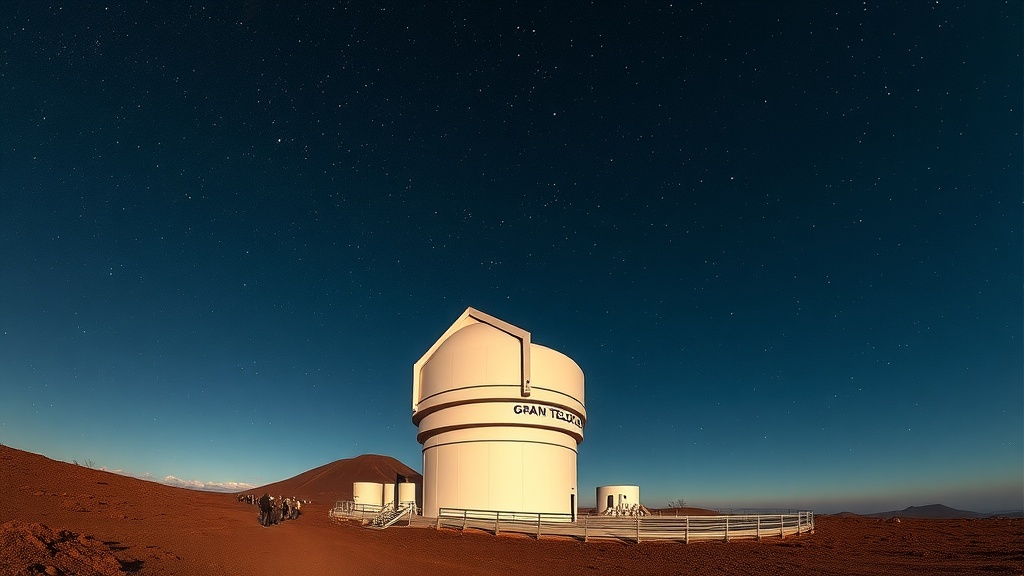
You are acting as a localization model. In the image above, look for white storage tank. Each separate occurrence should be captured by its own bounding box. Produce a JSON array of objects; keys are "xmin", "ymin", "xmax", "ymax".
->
[
  {"xmin": 413, "ymin": 308, "xmax": 586, "ymax": 520},
  {"xmin": 383, "ymin": 483, "xmax": 396, "ymax": 506},
  {"xmin": 353, "ymin": 482, "xmax": 383, "ymax": 508},
  {"xmin": 398, "ymin": 482, "xmax": 417, "ymax": 507},
  {"xmin": 596, "ymin": 485, "xmax": 642, "ymax": 515}
]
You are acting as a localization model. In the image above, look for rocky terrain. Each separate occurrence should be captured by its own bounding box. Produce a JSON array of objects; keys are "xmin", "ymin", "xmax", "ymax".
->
[{"xmin": 2, "ymin": 445, "xmax": 1020, "ymax": 576}]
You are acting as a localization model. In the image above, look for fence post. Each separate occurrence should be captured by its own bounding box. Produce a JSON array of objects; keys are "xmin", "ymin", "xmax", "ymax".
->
[
  {"xmin": 495, "ymin": 512, "xmax": 500, "ymax": 536},
  {"xmin": 463, "ymin": 510, "xmax": 467, "ymax": 531},
  {"xmin": 436, "ymin": 514, "xmax": 441, "ymax": 529},
  {"xmin": 685, "ymin": 516, "xmax": 689, "ymax": 544},
  {"xmin": 756, "ymin": 515, "xmax": 760, "ymax": 540},
  {"xmin": 584, "ymin": 515, "xmax": 588, "ymax": 543},
  {"xmin": 725, "ymin": 516, "xmax": 729, "ymax": 542},
  {"xmin": 635, "ymin": 516, "xmax": 640, "ymax": 543},
  {"xmin": 780, "ymin": 514, "xmax": 784, "ymax": 538},
  {"xmin": 537, "ymin": 513, "xmax": 542, "ymax": 539}
]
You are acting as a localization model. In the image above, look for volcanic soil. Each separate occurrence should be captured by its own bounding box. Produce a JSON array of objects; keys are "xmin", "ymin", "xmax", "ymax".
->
[{"xmin": 1, "ymin": 444, "xmax": 1021, "ymax": 576}]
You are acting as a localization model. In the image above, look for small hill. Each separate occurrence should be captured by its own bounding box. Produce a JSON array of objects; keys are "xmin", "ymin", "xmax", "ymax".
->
[
  {"xmin": 987, "ymin": 509, "xmax": 1024, "ymax": 518},
  {"xmin": 867, "ymin": 504, "xmax": 987, "ymax": 519},
  {"xmin": 248, "ymin": 454, "xmax": 422, "ymax": 504},
  {"xmin": 649, "ymin": 507, "xmax": 722, "ymax": 517}
]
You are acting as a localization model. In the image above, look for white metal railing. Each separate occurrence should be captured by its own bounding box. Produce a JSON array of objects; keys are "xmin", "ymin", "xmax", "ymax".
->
[
  {"xmin": 437, "ymin": 507, "xmax": 576, "ymax": 538},
  {"xmin": 329, "ymin": 500, "xmax": 382, "ymax": 520},
  {"xmin": 329, "ymin": 500, "xmax": 421, "ymax": 523},
  {"xmin": 432, "ymin": 508, "xmax": 813, "ymax": 543}
]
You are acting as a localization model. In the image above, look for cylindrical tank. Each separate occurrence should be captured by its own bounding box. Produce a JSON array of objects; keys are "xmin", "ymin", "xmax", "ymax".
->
[
  {"xmin": 353, "ymin": 482, "xmax": 383, "ymax": 508},
  {"xmin": 382, "ymin": 483, "xmax": 396, "ymax": 506},
  {"xmin": 413, "ymin": 308, "xmax": 586, "ymax": 521},
  {"xmin": 398, "ymin": 483, "xmax": 417, "ymax": 507},
  {"xmin": 596, "ymin": 485, "xmax": 641, "ymax": 514}
]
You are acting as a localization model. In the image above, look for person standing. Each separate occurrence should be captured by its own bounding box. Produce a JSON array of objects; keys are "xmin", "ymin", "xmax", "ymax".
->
[{"xmin": 257, "ymin": 493, "xmax": 272, "ymax": 526}]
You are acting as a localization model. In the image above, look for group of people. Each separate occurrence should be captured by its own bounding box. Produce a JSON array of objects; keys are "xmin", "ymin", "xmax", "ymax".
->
[
  {"xmin": 602, "ymin": 503, "xmax": 648, "ymax": 517},
  {"xmin": 238, "ymin": 493, "xmax": 303, "ymax": 526}
]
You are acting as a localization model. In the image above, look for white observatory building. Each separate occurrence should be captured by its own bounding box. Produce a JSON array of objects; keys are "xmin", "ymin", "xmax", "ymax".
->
[
  {"xmin": 412, "ymin": 308, "xmax": 586, "ymax": 520},
  {"xmin": 596, "ymin": 485, "xmax": 644, "ymax": 516}
]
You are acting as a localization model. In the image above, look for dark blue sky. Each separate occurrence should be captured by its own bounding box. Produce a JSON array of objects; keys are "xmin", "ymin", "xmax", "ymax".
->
[{"xmin": 2, "ymin": 1, "xmax": 1020, "ymax": 513}]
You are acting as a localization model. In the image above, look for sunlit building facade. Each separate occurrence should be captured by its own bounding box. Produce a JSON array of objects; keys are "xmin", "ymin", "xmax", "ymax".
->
[{"xmin": 412, "ymin": 308, "xmax": 586, "ymax": 520}]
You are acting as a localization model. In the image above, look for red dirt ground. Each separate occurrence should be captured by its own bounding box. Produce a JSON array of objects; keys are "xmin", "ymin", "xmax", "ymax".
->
[{"xmin": 1, "ymin": 445, "xmax": 1021, "ymax": 576}]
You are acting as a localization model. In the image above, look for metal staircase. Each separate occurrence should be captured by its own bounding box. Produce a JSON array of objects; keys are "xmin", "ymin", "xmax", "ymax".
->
[{"xmin": 368, "ymin": 502, "xmax": 413, "ymax": 529}]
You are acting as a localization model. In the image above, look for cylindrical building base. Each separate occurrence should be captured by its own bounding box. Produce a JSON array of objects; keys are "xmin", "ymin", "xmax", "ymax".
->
[{"xmin": 422, "ymin": 426, "xmax": 577, "ymax": 518}]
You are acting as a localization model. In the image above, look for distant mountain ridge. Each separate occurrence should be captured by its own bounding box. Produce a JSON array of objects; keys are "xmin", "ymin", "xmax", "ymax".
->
[
  {"xmin": 247, "ymin": 453, "xmax": 422, "ymax": 504},
  {"xmin": 865, "ymin": 504, "xmax": 991, "ymax": 519}
]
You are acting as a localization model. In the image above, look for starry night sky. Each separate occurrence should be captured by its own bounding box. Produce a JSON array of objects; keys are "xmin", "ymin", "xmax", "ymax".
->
[{"xmin": 1, "ymin": 2, "xmax": 1020, "ymax": 513}]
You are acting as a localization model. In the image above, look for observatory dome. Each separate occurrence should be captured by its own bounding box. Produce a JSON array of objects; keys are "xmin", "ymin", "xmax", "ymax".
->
[{"xmin": 413, "ymin": 308, "xmax": 585, "ymax": 519}]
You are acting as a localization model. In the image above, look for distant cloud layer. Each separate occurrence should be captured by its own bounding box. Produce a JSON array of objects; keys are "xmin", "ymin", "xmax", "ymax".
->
[
  {"xmin": 101, "ymin": 467, "xmax": 253, "ymax": 493},
  {"xmin": 162, "ymin": 476, "xmax": 254, "ymax": 492}
]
